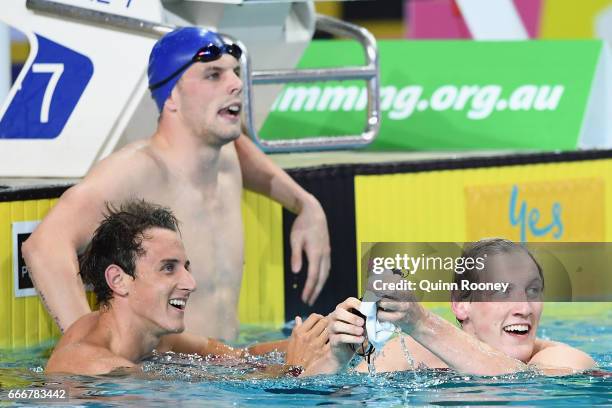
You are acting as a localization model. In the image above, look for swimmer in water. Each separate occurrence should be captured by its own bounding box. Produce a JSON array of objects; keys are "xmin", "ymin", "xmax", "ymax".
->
[
  {"xmin": 23, "ymin": 26, "xmax": 330, "ymax": 341},
  {"xmin": 318, "ymin": 239, "xmax": 596, "ymax": 376},
  {"xmin": 46, "ymin": 200, "xmax": 329, "ymax": 376}
]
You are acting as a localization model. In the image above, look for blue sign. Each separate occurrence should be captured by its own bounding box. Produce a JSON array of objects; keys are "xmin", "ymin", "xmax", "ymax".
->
[{"xmin": 0, "ymin": 34, "xmax": 93, "ymax": 139}]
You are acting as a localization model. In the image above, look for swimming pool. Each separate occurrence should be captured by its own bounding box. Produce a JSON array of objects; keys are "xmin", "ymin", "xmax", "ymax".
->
[{"xmin": 1, "ymin": 307, "xmax": 610, "ymax": 407}]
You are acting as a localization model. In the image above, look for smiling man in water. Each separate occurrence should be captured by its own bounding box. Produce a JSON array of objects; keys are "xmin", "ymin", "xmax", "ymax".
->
[
  {"xmin": 46, "ymin": 200, "xmax": 329, "ymax": 376},
  {"xmin": 24, "ymin": 27, "xmax": 330, "ymax": 341},
  {"xmin": 320, "ymin": 239, "xmax": 596, "ymax": 376}
]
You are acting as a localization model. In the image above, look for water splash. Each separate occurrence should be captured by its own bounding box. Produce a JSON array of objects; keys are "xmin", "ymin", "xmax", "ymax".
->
[
  {"xmin": 367, "ymin": 350, "xmax": 377, "ymax": 376},
  {"xmin": 397, "ymin": 329, "xmax": 414, "ymax": 368},
  {"xmin": 141, "ymin": 350, "xmax": 290, "ymax": 382},
  {"xmin": 396, "ymin": 327, "xmax": 422, "ymax": 382}
]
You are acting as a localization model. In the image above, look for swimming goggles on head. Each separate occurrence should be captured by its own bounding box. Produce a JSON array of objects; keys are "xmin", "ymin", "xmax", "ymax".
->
[{"xmin": 149, "ymin": 42, "xmax": 243, "ymax": 91}]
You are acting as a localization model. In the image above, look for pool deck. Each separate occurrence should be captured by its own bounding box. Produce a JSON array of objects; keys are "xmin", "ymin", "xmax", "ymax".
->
[{"xmin": 1, "ymin": 148, "xmax": 612, "ymax": 200}]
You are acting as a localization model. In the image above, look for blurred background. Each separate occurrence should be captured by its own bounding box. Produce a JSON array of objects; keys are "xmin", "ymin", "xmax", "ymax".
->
[{"xmin": 314, "ymin": 0, "xmax": 612, "ymax": 40}]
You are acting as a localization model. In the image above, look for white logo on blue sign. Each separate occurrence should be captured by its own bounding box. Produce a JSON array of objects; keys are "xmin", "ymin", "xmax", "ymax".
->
[{"xmin": 0, "ymin": 34, "xmax": 93, "ymax": 139}]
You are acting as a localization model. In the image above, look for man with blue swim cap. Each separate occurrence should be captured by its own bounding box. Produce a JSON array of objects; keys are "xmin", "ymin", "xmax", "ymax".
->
[
  {"xmin": 24, "ymin": 27, "xmax": 331, "ymax": 341},
  {"xmin": 148, "ymin": 27, "xmax": 243, "ymax": 113}
]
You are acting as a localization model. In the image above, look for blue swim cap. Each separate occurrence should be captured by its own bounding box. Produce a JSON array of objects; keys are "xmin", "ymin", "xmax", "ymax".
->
[{"xmin": 148, "ymin": 27, "xmax": 228, "ymax": 112}]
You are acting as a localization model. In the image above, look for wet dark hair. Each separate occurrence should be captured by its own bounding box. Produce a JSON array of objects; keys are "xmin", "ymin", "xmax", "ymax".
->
[
  {"xmin": 79, "ymin": 199, "xmax": 180, "ymax": 306},
  {"xmin": 452, "ymin": 238, "xmax": 544, "ymax": 324}
]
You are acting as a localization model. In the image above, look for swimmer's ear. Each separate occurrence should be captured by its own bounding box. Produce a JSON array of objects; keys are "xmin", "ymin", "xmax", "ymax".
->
[
  {"xmin": 451, "ymin": 301, "xmax": 470, "ymax": 324},
  {"xmin": 164, "ymin": 88, "xmax": 180, "ymax": 113},
  {"xmin": 105, "ymin": 264, "xmax": 129, "ymax": 297}
]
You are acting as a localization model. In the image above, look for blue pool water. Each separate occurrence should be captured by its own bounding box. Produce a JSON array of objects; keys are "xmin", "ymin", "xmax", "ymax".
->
[{"xmin": 0, "ymin": 311, "xmax": 610, "ymax": 407}]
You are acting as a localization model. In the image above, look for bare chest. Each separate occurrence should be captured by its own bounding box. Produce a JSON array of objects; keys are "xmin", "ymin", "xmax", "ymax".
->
[{"xmin": 137, "ymin": 170, "xmax": 245, "ymax": 289}]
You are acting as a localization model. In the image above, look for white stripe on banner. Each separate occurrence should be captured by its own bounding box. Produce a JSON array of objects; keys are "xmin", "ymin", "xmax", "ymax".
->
[{"xmin": 456, "ymin": 0, "xmax": 528, "ymax": 40}]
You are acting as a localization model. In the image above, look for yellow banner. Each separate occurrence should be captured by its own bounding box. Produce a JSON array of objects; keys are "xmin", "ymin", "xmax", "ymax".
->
[{"xmin": 465, "ymin": 178, "xmax": 605, "ymax": 242}]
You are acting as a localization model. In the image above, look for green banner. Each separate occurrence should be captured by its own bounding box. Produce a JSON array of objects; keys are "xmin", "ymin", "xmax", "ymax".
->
[{"xmin": 260, "ymin": 40, "xmax": 602, "ymax": 150}]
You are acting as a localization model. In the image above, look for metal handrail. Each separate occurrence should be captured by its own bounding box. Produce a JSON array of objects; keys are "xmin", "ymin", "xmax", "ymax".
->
[
  {"xmin": 26, "ymin": 0, "xmax": 381, "ymax": 152},
  {"xmin": 245, "ymin": 14, "xmax": 380, "ymax": 152}
]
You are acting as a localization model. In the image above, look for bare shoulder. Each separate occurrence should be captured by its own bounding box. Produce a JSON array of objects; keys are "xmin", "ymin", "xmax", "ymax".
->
[
  {"xmin": 46, "ymin": 312, "xmax": 134, "ymax": 375},
  {"xmin": 529, "ymin": 339, "xmax": 596, "ymax": 372},
  {"xmin": 357, "ymin": 335, "xmax": 447, "ymax": 373},
  {"xmin": 46, "ymin": 341, "xmax": 135, "ymax": 376},
  {"xmin": 48, "ymin": 140, "xmax": 166, "ymax": 221},
  {"xmin": 84, "ymin": 139, "xmax": 168, "ymax": 191},
  {"xmin": 56, "ymin": 312, "xmax": 100, "ymax": 346}
]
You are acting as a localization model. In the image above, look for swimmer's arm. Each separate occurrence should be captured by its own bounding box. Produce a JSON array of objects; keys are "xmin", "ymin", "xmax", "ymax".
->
[
  {"xmin": 159, "ymin": 333, "xmax": 242, "ymax": 358},
  {"xmin": 159, "ymin": 333, "xmax": 288, "ymax": 358},
  {"xmin": 22, "ymin": 184, "xmax": 105, "ymax": 332},
  {"xmin": 235, "ymin": 134, "xmax": 330, "ymax": 305},
  {"xmin": 244, "ymin": 364, "xmax": 304, "ymax": 379},
  {"xmin": 235, "ymin": 134, "xmax": 314, "ymax": 214},
  {"xmin": 246, "ymin": 339, "xmax": 289, "ymax": 355},
  {"xmin": 161, "ymin": 334, "xmax": 307, "ymax": 378},
  {"xmin": 408, "ymin": 311, "xmax": 527, "ymax": 376},
  {"xmin": 528, "ymin": 343, "xmax": 596, "ymax": 375}
]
